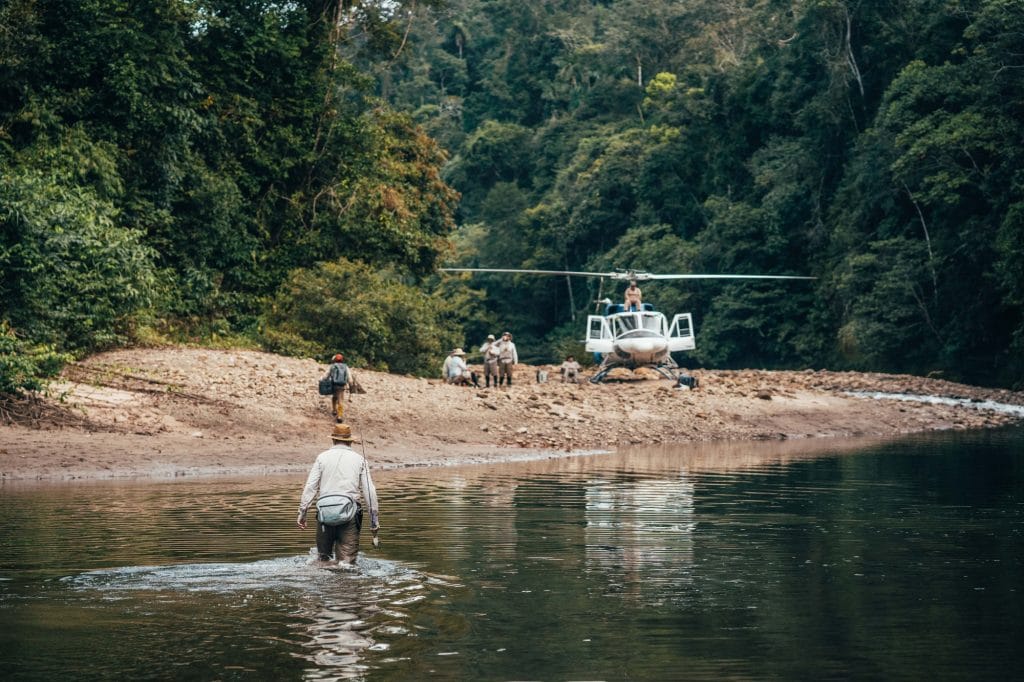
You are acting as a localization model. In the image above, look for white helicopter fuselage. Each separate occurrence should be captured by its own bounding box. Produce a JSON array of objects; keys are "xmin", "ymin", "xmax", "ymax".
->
[
  {"xmin": 612, "ymin": 327, "xmax": 670, "ymax": 365},
  {"xmin": 585, "ymin": 308, "xmax": 695, "ymax": 373}
]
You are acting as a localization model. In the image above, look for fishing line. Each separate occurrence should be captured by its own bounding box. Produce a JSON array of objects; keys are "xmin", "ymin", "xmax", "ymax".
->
[{"xmin": 357, "ymin": 426, "xmax": 380, "ymax": 548}]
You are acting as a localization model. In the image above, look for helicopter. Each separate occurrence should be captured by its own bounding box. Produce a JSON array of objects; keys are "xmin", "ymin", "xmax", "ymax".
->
[{"xmin": 441, "ymin": 268, "xmax": 815, "ymax": 383}]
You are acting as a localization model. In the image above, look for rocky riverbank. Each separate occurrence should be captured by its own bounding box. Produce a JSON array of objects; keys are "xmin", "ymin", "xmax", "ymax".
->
[{"xmin": 2, "ymin": 348, "xmax": 1021, "ymax": 481}]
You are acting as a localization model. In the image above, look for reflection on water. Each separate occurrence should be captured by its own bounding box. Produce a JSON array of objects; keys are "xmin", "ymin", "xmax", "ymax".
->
[
  {"xmin": 585, "ymin": 477, "xmax": 696, "ymax": 591},
  {"xmin": 2, "ymin": 428, "xmax": 1024, "ymax": 680}
]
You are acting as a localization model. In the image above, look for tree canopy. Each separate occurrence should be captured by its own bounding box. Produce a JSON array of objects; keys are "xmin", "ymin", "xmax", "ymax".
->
[
  {"xmin": 2, "ymin": 0, "xmax": 1022, "ymax": 390},
  {"xmin": 382, "ymin": 0, "xmax": 1024, "ymax": 386},
  {"xmin": 1, "ymin": 0, "xmax": 460, "ymax": 388}
]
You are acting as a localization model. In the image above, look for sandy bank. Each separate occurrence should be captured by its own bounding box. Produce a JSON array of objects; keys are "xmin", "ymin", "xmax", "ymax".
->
[{"xmin": 2, "ymin": 348, "xmax": 1022, "ymax": 481}]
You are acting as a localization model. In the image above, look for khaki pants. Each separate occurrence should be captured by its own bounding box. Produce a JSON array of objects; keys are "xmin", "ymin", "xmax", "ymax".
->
[
  {"xmin": 499, "ymin": 361, "xmax": 514, "ymax": 385},
  {"xmin": 484, "ymin": 360, "xmax": 498, "ymax": 385},
  {"xmin": 316, "ymin": 507, "xmax": 363, "ymax": 563},
  {"xmin": 331, "ymin": 385, "xmax": 346, "ymax": 420}
]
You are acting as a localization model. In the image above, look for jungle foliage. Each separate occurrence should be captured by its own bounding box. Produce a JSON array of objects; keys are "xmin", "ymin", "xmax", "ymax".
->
[
  {"xmin": 2, "ymin": 0, "xmax": 1023, "ymax": 390},
  {"xmin": 376, "ymin": 0, "xmax": 1024, "ymax": 387},
  {"xmin": 1, "ymin": 0, "xmax": 459, "ymax": 389}
]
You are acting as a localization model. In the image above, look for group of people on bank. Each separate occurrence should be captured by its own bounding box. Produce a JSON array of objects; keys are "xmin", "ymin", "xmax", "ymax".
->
[
  {"xmin": 439, "ymin": 280, "xmax": 644, "ymax": 389},
  {"xmin": 443, "ymin": 333, "xmax": 583, "ymax": 386},
  {"xmin": 441, "ymin": 330, "xmax": 519, "ymax": 387}
]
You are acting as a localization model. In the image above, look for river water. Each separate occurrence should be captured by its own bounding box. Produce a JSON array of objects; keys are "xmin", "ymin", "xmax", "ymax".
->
[{"xmin": 2, "ymin": 427, "xmax": 1022, "ymax": 680}]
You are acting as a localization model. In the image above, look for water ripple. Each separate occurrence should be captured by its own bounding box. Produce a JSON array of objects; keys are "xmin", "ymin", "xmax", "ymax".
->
[{"xmin": 4, "ymin": 430, "xmax": 1024, "ymax": 680}]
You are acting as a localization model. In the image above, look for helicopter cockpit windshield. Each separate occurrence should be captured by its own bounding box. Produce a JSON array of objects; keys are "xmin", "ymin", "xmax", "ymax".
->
[
  {"xmin": 614, "ymin": 315, "xmax": 637, "ymax": 334},
  {"xmin": 612, "ymin": 312, "xmax": 664, "ymax": 336}
]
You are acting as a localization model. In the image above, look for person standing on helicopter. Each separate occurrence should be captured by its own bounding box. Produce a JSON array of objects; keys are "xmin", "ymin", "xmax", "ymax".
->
[
  {"xmin": 624, "ymin": 280, "xmax": 643, "ymax": 312},
  {"xmin": 479, "ymin": 334, "xmax": 500, "ymax": 387},
  {"xmin": 496, "ymin": 331, "xmax": 518, "ymax": 386}
]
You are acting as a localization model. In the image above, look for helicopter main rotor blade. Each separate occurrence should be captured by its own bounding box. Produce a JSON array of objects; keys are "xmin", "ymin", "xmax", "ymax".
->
[
  {"xmin": 643, "ymin": 274, "xmax": 816, "ymax": 280},
  {"xmin": 442, "ymin": 267, "xmax": 676, "ymax": 281},
  {"xmin": 442, "ymin": 267, "xmax": 815, "ymax": 281},
  {"xmin": 441, "ymin": 267, "xmax": 617, "ymax": 278}
]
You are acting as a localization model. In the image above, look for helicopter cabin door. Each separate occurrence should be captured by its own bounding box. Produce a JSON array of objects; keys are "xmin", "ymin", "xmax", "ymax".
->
[
  {"xmin": 667, "ymin": 313, "xmax": 696, "ymax": 351},
  {"xmin": 584, "ymin": 315, "xmax": 614, "ymax": 354}
]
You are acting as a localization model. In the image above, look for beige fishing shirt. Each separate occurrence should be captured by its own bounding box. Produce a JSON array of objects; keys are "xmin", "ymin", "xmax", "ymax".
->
[{"xmin": 298, "ymin": 444, "xmax": 380, "ymax": 527}]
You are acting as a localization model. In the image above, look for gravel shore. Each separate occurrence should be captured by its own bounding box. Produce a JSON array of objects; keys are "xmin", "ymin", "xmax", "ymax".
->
[{"xmin": 2, "ymin": 348, "xmax": 1022, "ymax": 481}]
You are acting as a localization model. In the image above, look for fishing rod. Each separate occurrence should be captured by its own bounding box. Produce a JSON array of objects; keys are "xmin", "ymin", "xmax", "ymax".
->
[{"xmin": 358, "ymin": 430, "xmax": 381, "ymax": 549}]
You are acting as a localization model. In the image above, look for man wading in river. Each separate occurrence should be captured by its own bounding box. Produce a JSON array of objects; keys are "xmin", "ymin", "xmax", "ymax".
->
[{"xmin": 297, "ymin": 423, "xmax": 380, "ymax": 566}]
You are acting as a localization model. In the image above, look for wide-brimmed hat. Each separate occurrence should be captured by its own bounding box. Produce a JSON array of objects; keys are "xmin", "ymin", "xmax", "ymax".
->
[
  {"xmin": 453, "ymin": 348, "xmax": 466, "ymax": 355},
  {"xmin": 331, "ymin": 423, "xmax": 357, "ymax": 443},
  {"xmin": 487, "ymin": 334, "xmax": 495, "ymax": 340}
]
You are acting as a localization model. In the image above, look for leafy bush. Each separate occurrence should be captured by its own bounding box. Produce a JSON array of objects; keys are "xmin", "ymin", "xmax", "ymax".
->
[
  {"xmin": 0, "ymin": 170, "xmax": 157, "ymax": 354},
  {"xmin": 261, "ymin": 258, "xmax": 464, "ymax": 375},
  {"xmin": 0, "ymin": 322, "xmax": 71, "ymax": 396}
]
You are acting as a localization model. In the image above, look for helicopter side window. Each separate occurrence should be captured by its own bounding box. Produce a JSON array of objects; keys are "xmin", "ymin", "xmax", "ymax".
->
[
  {"xmin": 589, "ymin": 318, "xmax": 606, "ymax": 340},
  {"xmin": 676, "ymin": 316, "xmax": 692, "ymax": 337}
]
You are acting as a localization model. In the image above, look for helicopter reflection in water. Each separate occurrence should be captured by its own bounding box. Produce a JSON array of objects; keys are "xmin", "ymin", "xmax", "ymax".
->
[{"xmin": 584, "ymin": 474, "xmax": 697, "ymax": 599}]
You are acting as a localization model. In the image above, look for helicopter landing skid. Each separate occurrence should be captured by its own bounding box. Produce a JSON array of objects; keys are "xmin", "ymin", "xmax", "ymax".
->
[
  {"xmin": 588, "ymin": 361, "xmax": 679, "ymax": 384},
  {"xmin": 651, "ymin": 365, "xmax": 678, "ymax": 381}
]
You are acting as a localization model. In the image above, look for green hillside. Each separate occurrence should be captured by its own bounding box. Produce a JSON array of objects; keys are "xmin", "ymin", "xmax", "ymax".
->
[{"xmin": 2, "ymin": 0, "xmax": 1022, "ymax": 390}]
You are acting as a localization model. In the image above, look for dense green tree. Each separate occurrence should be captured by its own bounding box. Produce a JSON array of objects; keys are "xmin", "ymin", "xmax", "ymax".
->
[
  {"xmin": 261, "ymin": 258, "xmax": 468, "ymax": 375},
  {"xmin": 1, "ymin": 0, "xmax": 461, "ymax": 385},
  {"xmin": 4, "ymin": 0, "xmax": 1023, "ymax": 388},
  {"xmin": 827, "ymin": 0, "xmax": 1024, "ymax": 383},
  {"xmin": 0, "ymin": 169, "xmax": 156, "ymax": 353},
  {"xmin": 444, "ymin": 119, "xmax": 533, "ymax": 217}
]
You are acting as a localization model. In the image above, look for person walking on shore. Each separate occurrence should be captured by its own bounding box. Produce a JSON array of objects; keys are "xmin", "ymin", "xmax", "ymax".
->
[
  {"xmin": 297, "ymin": 423, "xmax": 380, "ymax": 566},
  {"xmin": 497, "ymin": 331, "xmax": 518, "ymax": 387},
  {"xmin": 323, "ymin": 353, "xmax": 350, "ymax": 423}
]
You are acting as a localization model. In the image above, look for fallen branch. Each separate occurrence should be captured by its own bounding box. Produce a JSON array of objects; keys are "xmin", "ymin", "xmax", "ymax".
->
[
  {"xmin": 0, "ymin": 393, "xmax": 95, "ymax": 430},
  {"xmin": 64, "ymin": 364, "xmax": 233, "ymax": 407}
]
